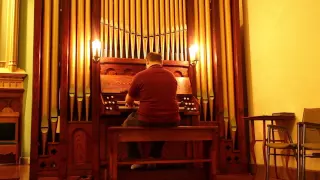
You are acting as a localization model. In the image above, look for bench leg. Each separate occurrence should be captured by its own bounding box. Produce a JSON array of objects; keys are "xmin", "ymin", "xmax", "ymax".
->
[{"xmin": 111, "ymin": 136, "xmax": 118, "ymax": 180}]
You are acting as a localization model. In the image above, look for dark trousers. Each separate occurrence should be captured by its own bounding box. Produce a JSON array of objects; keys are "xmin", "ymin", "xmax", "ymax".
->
[{"xmin": 122, "ymin": 112, "xmax": 178, "ymax": 159}]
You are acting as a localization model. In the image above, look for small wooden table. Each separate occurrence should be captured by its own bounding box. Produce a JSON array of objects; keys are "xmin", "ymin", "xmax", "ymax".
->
[{"xmin": 244, "ymin": 115, "xmax": 295, "ymax": 175}]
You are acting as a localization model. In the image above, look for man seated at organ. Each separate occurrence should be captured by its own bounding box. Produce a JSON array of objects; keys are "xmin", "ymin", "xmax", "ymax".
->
[{"xmin": 122, "ymin": 52, "xmax": 181, "ymax": 170}]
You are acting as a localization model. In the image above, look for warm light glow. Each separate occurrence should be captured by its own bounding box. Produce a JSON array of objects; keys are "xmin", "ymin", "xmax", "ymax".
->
[
  {"xmin": 189, "ymin": 44, "xmax": 199, "ymax": 62},
  {"xmin": 92, "ymin": 40, "xmax": 101, "ymax": 58}
]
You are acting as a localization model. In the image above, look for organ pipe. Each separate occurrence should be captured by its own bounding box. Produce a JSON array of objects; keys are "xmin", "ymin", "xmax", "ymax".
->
[
  {"xmin": 119, "ymin": 0, "xmax": 124, "ymax": 58},
  {"xmin": 154, "ymin": 0, "xmax": 160, "ymax": 53},
  {"xmin": 170, "ymin": 0, "xmax": 175, "ymax": 60},
  {"xmin": 85, "ymin": 0, "xmax": 91, "ymax": 121},
  {"xmin": 130, "ymin": 0, "xmax": 136, "ymax": 58},
  {"xmin": 104, "ymin": 0, "xmax": 108, "ymax": 56},
  {"xmin": 109, "ymin": 0, "xmax": 114, "ymax": 57},
  {"xmin": 199, "ymin": 0, "xmax": 208, "ymax": 121},
  {"xmin": 219, "ymin": 0, "xmax": 229, "ymax": 138},
  {"xmin": 165, "ymin": 0, "xmax": 170, "ymax": 60},
  {"xmin": 183, "ymin": 0, "xmax": 187, "ymax": 61},
  {"xmin": 174, "ymin": 0, "xmax": 179, "ymax": 60},
  {"xmin": 41, "ymin": 0, "xmax": 51, "ymax": 154},
  {"xmin": 125, "ymin": 0, "xmax": 130, "ymax": 58},
  {"xmin": 142, "ymin": 0, "xmax": 148, "ymax": 58},
  {"xmin": 70, "ymin": 0, "xmax": 76, "ymax": 121},
  {"xmin": 224, "ymin": 0, "xmax": 237, "ymax": 143},
  {"xmin": 114, "ymin": 0, "xmax": 119, "ymax": 58},
  {"xmin": 136, "ymin": 0, "xmax": 142, "ymax": 58},
  {"xmin": 205, "ymin": 0, "xmax": 214, "ymax": 121},
  {"xmin": 160, "ymin": 0, "xmax": 165, "ymax": 58},
  {"xmin": 50, "ymin": 0, "xmax": 59, "ymax": 141},
  {"xmin": 101, "ymin": 0, "xmax": 104, "ymax": 52},
  {"xmin": 194, "ymin": 0, "xmax": 202, "ymax": 105},
  {"xmin": 179, "ymin": 0, "xmax": 184, "ymax": 61},
  {"xmin": 77, "ymin": 0, "xmax": 85, "ymax": 121},
  {"xmin": 148, "ymin": 0, "xmax": 154, "ymax": 52}
]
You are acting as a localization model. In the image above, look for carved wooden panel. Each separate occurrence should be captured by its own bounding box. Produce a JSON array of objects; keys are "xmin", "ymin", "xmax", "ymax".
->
[{"xmin": 68, "ymin": 123, "xmax": 93, "ymax": 166}]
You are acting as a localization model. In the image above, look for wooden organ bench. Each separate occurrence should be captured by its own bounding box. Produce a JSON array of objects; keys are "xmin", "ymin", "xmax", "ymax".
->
[{"xmin": 107, "ymin": 126, "xmax": 218, "ymax": 180}]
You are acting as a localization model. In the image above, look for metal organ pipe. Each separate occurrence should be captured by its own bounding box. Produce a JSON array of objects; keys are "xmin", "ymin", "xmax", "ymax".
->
[
  {"xmin": 125, "ymin": 0, "xmax": 130, "ymax": 58},
  {"xmin": 205, "ymin": 0, "xmax": 214, "ymax": 121},
  {"xmin": 85, "ymin": 0, "xmax": 91, "ymax": 121},
  {"xmin": 154, "ymin": 0, "xmax": 160, "ymax": 53},
  {"xmin": 51, "ymin": 0, "xmax": 59, "ymax": 141},
  {"xmin": 198, "ymin": 0, "xmax": 208, "ymax": 121},
  {"xmin": 77, "ymin": 0, "xmax": 85, "ymax": 121},
  {"xmin": 148, "ymin": 0, "xmax": 154, "ymax": 52},
  {"xmin": 41, "ymin": 0, "xmax": 52, "ymax": 154}
]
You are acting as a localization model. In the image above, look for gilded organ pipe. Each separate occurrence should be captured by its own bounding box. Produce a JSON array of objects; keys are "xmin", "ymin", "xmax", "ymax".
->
[
  {"xmin": 179, "ymin": 0, "xmax": 184, "ymax": 61},
  {"xmin": 114, "ymin": 0, "xmax": 119, "ymax": 58},
  {"xmin": 148, "ymin": 0, "xmax": 154, "ymax": 52},
  {"xmin": 109, "ymin": 0, "xmax": 114, "ymax": 57},
  {"xmin": 130, "ymin": 0, "xmax": 136, "ymax": 58},
  {"xmin": 50, "ymin": 0, "xmax": 59, "ymax": 141},
  {"xmin": 104, "ymin": 0, "xmax": 108, "ymax": 56},
  {"xmin": 183, "ymin": 0, "xmax": 187, "ymax": 61},
  {"xmin": 165, "ymin": 0, "xmax": 170, "ymax": 60},
  {"xmin": 225, "ymin": 0, "xmax": 236, "ymax": 143},
  {"xmin": 77, "ymin": 0, "xmax": 85, "ymax": 121},
  {"xmin": 154, "ymin": 0, "xmax": 160, "ymax": 53},
  {"xmin": 136, "ymin": 0, "xmax": 142, "ymax": 58},
  {"xmin": 125, "ymin": 0, "xmax": 130, "ymax": 58},
  {"xmin": 219, "ymin": 0, "xmax": 229, "ymax": 138},
  {"xmin": 85, "ymin": 0, "xmax": 91, "ymax": 121},
  {"xmin": 170, "ymin": 0, "xmax": 175, "ymax": 60},
  {"xmin": 199, "ymin": 0, "xmax": 208, "ymax": 121},
  {"xmin": 142, "ymin": 0, "xmax": 148, "ymax": 58},
  {"xmin": 160, "ymin": 0, "xmax": 165, "ymax": 58},
  {"xmin": 174, "ymin": 0, "xmax": 179, "ymax": 60},
  {"xmin": 41, "ymin": 0, "xmax": 51, "ymax": 154},
  {"xmin": 70, "ymin": 0, "xmax": 76, "ymax": 121},
  {"xmin": 194, "ymin": 0, "xmax": 202, "ymax": 106},
  {"xmin": 119, "ymin": 0, "xmax": 124, "ymax": 58},
  {"xmin": 101, "ymin": 0, "xmax": 104, "ymax": 52},
  {"xmin": 205, "ymin": 0, "xmax": 214, "ymax": 121}
]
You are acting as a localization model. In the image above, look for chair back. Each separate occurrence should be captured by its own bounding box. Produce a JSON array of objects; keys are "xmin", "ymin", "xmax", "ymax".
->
[{"xmin": 302, "ymin": 108, "xmax": 320, "ymax": 143}]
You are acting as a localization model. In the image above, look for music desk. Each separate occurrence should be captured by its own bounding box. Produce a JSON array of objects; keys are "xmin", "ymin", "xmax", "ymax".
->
[{"xmin": 244, "ymin": 115, "xmax": 295, "ymax": 173}]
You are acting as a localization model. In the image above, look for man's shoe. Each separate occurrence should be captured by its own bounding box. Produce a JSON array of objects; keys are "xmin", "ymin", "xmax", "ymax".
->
[{"xmin": 130, "ymin": 164, "xmax": 145, "ymax": 170}]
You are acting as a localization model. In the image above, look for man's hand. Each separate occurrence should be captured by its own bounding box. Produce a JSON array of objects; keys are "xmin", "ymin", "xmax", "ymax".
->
[{"xmin": 125, "ymin": 93, "xmax": 135, "ymax": 107}]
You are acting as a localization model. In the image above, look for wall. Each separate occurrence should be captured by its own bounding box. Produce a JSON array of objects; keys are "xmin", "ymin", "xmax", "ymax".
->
[
  {"xmin": 244, "ymin": 0, "xmax": 320, "ymax": 170},
  {"xmin": 18, "ymin": 0, "xmax": 34, "ymax": 159}
]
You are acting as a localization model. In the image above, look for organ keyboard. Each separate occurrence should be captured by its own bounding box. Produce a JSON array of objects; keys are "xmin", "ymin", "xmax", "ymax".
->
[{"xmin": 100, "ymin": 75, "xmax": 199, "ymax": 116}]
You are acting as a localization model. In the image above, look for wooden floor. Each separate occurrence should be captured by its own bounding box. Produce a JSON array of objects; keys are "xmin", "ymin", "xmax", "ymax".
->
[{"xmin": 0, "ymin": 165, "xmax": 278, "ymax": 180}]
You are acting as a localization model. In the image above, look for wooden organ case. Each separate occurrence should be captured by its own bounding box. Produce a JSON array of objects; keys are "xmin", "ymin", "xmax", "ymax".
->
[{"xmin": 30, "ymin": 0, "xmax": 248, "ymax": 179}]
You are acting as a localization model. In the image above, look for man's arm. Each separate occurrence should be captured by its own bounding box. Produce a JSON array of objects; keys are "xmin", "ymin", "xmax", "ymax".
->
[{"xmin": 126, "ymin": 75, "xmax": 141, "ymax": 106}]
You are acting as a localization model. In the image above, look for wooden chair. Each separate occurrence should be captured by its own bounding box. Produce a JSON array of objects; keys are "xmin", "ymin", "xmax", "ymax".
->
[
  {"xmin": 107, "ymin": 126, "xmax": 218, "ymax": 180},
  {"xmin": 265, "ymin": 124, "xmax": 297, "ymax": 180},
  {"xmin": 297, "ymin": 108, "xmax": 320, "ymax": 180}
]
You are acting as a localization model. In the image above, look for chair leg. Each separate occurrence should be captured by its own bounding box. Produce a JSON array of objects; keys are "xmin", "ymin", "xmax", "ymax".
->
[
  {"xmin": 265, "ymin": 147, "xmax": 270, "ymax": 180},
  {"xmin": 297, "ymin": 148, "xmax": 300, "ymax": 180},
  {"xmin": 301, "ymin": 148, "xmax": 305, "ymax": 180}
]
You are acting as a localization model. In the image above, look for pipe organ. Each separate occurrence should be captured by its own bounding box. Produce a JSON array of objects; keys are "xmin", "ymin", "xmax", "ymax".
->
[{"xmin": 30, "ymin": 0, "xmax": 248, "ymax": 179}]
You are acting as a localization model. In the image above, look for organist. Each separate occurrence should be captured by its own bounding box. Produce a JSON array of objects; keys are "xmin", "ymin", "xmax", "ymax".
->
[{"xmin": 121, "ymin": 52, "xmax": 180, "ymax": 170}]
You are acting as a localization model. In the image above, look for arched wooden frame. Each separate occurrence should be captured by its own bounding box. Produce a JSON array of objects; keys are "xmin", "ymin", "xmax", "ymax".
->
[{"xmin": 30, "ymin": 0, "xmax": 248, "ymax": 179}]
